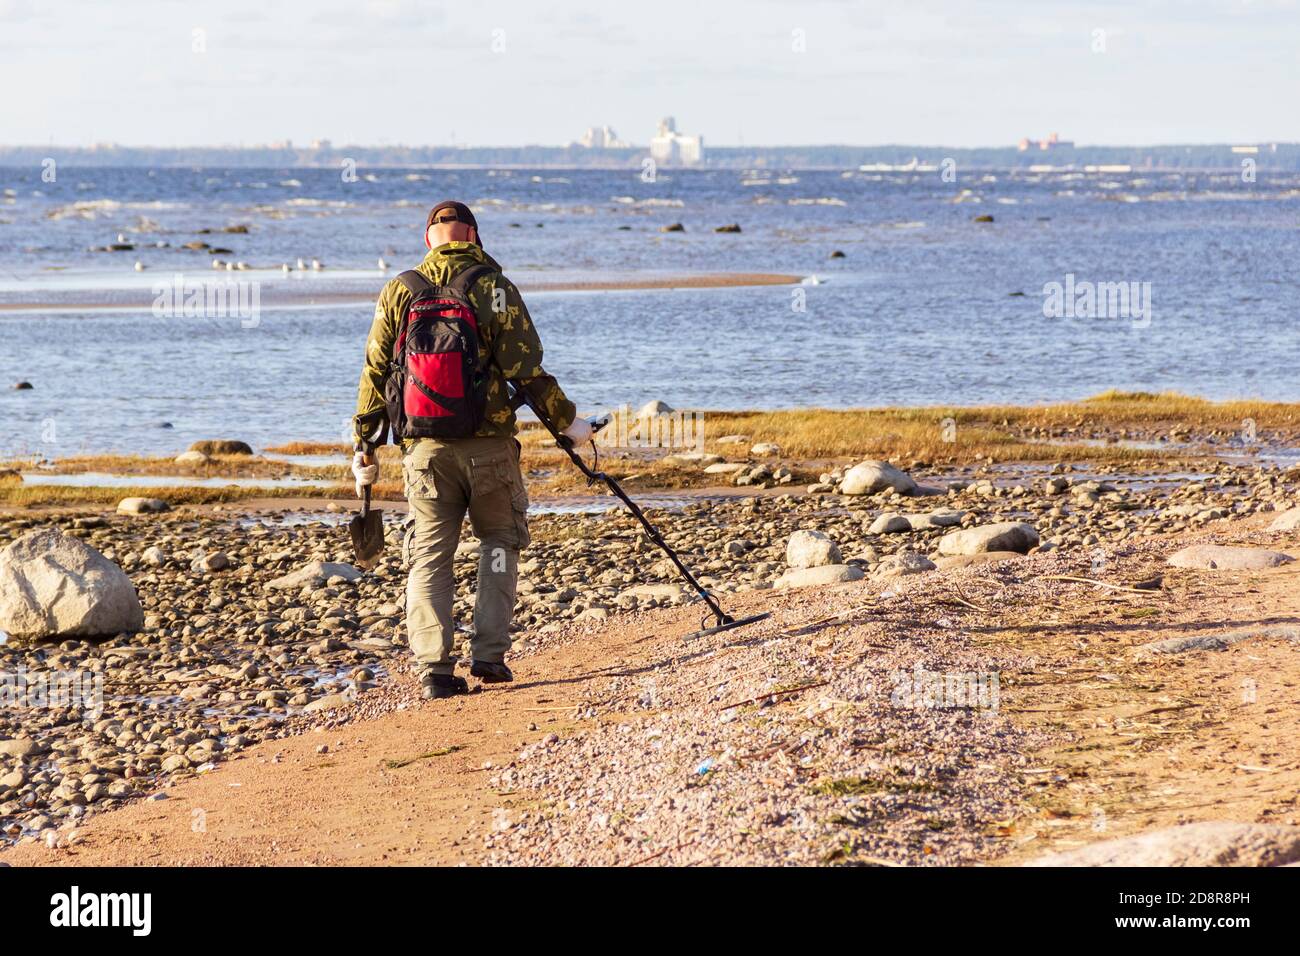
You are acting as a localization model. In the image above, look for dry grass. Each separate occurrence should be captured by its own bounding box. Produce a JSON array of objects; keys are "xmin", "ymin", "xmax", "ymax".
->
[{"xmin": 4, "ymin": 393, "xmax": 1296, "ymax": 508}]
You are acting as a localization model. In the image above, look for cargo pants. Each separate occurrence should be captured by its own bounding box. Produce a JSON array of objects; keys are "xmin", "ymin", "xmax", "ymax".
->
[{"xmin": 402, "ymin": 436, "xmax": 530, "ymax": 675}]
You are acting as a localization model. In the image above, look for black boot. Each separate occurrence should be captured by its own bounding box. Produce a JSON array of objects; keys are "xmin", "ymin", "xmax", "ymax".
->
[
  {"xmin": 470, "ymin": 660, "xmax": 514, "ymax": 684},
  {"xmin": 421, "ymin": 672, "xmax": 469, "ymax": 700}
]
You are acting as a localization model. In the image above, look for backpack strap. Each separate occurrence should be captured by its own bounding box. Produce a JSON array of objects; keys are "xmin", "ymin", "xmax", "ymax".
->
[
  {"xmin": 449, "ymin": 263, "xmax": 496, "ymax": 297},
  {"xmin": 396, "ymin": 270, "xmax": 433, "ymax": 297}
]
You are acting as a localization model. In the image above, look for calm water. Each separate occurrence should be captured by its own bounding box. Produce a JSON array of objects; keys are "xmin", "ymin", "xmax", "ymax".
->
[{"xmin": 1, "ymin": 166, "xmax": 1298, "ymax": 457}]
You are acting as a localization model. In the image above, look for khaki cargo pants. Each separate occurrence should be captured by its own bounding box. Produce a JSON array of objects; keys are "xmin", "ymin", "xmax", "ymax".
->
[{"xmin": 402, "ymin": 436, "xmax": 530, "ymax": 675}]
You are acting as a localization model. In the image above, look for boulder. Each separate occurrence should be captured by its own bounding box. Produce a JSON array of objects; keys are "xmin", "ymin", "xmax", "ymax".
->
[
  {"xmin": 141, "ymin": 546, "xmax": 167, "ymax": 567},
  {"xmin": 302, "ymin": 693, "xmax": 353, "ymax": 714},
  {"xmin": 750, "ymin": 442, "xmax": 781, "ymax": 456},
  {"xmin": 1267, "ymin": 507, "xmax": 1300, "ymax": 531},
  {"xmin": 190, "ymin": 551, "xmax": 230, "ymax": 573},
  {"xmin": 1166, "ymin": 545, "xmax": 1293, "ymax": 571},
  {"xmin": 0, "ymin": 528, "xmax": 144, "ymax": 639},
  {"xmin": 786, "ymin": 530, "xmax": 842, "ymax": 568},
  {"xmin": 0, "ymin": 737, "xmax": 45, "ymax": 758},
  {"xmin": 267, "ymin": 561, "xmax": 363, "ymax": 590},
  {"xmin": 869, "ymin": 513, "xmax": 912, "ymax": 535},
  {"xmin": 840, "ymin": 460, "xmax": 917, "ymax": 496},
  {"xmin": 906, "ymin": 510, "xmax": 964, "ymax": 530},
  {"xmin": 188, "ymin": 439, "xmax": 253, "ymax": 456},
  {"xmin": 116, "ymin": 497, "xmax": 170, "ymax": 515},
  {"xmin": 775, "ymin": 564, "xmax": 864, "ymax": 589},
  {"xmin": 174, "ymin": 450, "xmax": 212, "ymax": 465},
  {"xmin": 660, "ymin": 451, "xmax": 722, "ymax": 468},
  {"xmin": 873, "ymin": 552, "xmax": 936, "ymax": 579},
  {"xmin": 933, "ymin": 551, "xmax": 1026, "ymax": 571},
  {"xmin": 1024, "ymin": 822, "xmax": 1300, "ymax": 867},
  {"xmin": 618, "ymin": 583, "xmax": 690, "ymax": 604},
  {"xmin": 703, "ymin": 462, "xmax": 748, "ymax": 475},
  {"xmin": 937, "ymin": 522, "xmax": 1039, "ymax": 556}
]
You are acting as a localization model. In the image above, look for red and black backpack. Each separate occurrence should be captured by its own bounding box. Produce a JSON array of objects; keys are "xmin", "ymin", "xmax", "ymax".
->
[{"xmin": 384, "ymin": 263, "xmax": 495, "ymax": 441}]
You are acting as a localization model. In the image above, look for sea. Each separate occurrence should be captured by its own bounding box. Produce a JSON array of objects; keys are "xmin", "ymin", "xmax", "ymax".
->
[{"xmin": 1, "ymin": 165, "xmax": 1298, "ymax": 457}]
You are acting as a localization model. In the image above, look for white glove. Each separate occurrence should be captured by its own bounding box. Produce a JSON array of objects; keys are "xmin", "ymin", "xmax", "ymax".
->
[
  {"xmin": 561, "ymin": 417, "xmax": 594, "ymax": 445},
  {"xmin": 352, "ymin": 451, "xmax": 379, "ymax": 497}
]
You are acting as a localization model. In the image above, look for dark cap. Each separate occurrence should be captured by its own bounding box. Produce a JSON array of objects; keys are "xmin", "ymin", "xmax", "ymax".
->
[{"xmin": 426, "ymin": 200, "xmax": 479, "ymax": 242}]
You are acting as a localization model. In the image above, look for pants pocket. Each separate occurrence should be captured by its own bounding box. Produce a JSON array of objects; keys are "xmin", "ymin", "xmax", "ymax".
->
[{"xmin": 511, "ymin": 489, "xmax": 531, "ymax": 550}]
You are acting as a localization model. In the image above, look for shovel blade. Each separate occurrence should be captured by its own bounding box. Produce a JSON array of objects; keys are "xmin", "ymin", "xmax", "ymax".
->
[{"xmin": 349, "ymin": 509, "xmax": 385, "ymax": 568}]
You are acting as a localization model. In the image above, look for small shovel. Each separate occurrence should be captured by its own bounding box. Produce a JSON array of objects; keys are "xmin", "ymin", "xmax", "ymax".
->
[{"xmin": 349, "ymin": 484, "xmax": 385, "ymax": 569}]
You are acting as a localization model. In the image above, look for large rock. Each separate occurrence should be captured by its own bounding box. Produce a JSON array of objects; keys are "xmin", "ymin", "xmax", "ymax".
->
[
  {"xmin": 840, "ymin": 460, "xmax": 917, "ymax": 497},
  {"xmin": 774, "ymin": 564, "xmax": 864, "ymax": 589},
  {"xmin": 1024, "ymin": 822, "xmax": 1300, "ymax": 867},
  {"xmin": 933, "ymin": 551, "xmax": 1026, "ymax": 571},
  {"xmin": 0, "ymin": 528, "xmax": 144, "ymax": 639},
  {"xmin": 786, "ymin": 530, "xmax": 842, "ymax": 568},
  {"xmin": 1167, "ymin": 545, "xmax": 1293, "ymax": 571},
  {"xmin": 618, "ymin": 583, "xmax": 690, "ymax": 604},
  {"xmin": 116, "ymin": 497, "xmax": 170, "ymax": 515},
  {"xmin": 189, "ymin": 439, "xmax": 253, "ymax": 456},
  {"xmin": 937, "ymin": 522, "xmax": 1039, "ymax": 556},
  {"xmin": 267, "ymin": 560, "xmax": 363, "ymax": 590},
  {"xmin": 873, "ymin": 552, "xmax": 936, "ymax": 580},
  {"xmin": 868, "ymin": 513, "xmax": 912, "ymax": 535},
  {"xmin": 1268, "ymin": 507, "xmax": 1300, "ymax": 531},
  {"xmin": 174, "ymin": 450, "xmax": 212, "ymax": 465}
]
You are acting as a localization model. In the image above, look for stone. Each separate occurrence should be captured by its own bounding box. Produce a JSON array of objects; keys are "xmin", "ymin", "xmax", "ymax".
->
[
  {"xmin": 786, "ymin": 530, "xmax": 842, "ymax": 568},
  {"xmin": 933, "ymin": 551, "xmax": 1026, "ymax": 570},
  {"xmin": 0, "ymin": 528, "xmax": 144, "ymax": 639},
  {"xmin": 775, "ymin": 564, "xmax": 864, "ymax": 589},
  {"xmin": 1166, "ymin": 545, "xmax": 1293, "ymax": 571},
  {"xmin": 906, "ymin": 510, "xmax": 964, "ymax": 530},
  {"xmin": 174, "ymin": 450, "xmax": 212, "ymax": 465},
  {"xmin": 660, "ymin": 223, "xmax": 685, "ymax": 232},
  {"xmin": 661, "ymin": 452, "xmax": 722, "ymax": 468},
  {"xmin": 303, "ymin": 693, "xmax": 352, "ymax": 713},
  {"xmin": 141, "ymin": 546, "xmax": 166, "ymax": 566},
  {"xmin": 750, "ymin": 442, "xmax": 781, "ymax": 456},
  {"xmin": 1268, "ymin": 507, "xmax": 1300, "ymax": 531},
  {"xmin": 840, "ymin": 460, "xmax": 917, "ymax": 496},
  {"xmin": 0, "ymin": 738, "xmax": 45, "ymax": 758},
  {"xmin": 873, "ymin": 552, "xmax": 936, "ymax": 579},
  {"xmin": 714, "ymin": 223, "xmax": 742, "ymax": 233},
  {"xmin": 116, "ymin": 497, "xmax": 170, "ymax": 515},
  {"xmin": 618, "ymin": 583, "xmax": 690, "ymax": 604},
  {"xmin": 715, "ymin": 435, "xmax": 749, "ymax": 445},
  {"xmin": 869, "ymin": 513, "xmax": 912, "ymax": 534},
  {"xmin": 188, "ymin": 439, "xmax": 253, "ymax": 456},
  {"xmin": 190, "ymin": 551, "xmax": 230, "ymax": 573},
  {"xmin": 1024, "ymin": 822, "xmax": 1300, "ymax": 867},
  {"xmin": 13, "ymin": 381, "xmax": 34, "ymax": 390},
  {"xmin": 1138, "ymin": 624, "xmax": 1300, "ymax": 656},
  {"xmin": 937, "ymin": 522, "xmax": 1039, "ymax": 556},
  {"xmin": 267, "ymin": 561, "xmax": 362, "ymax": 590},
  {"xmin": 703, "ymin": 462, "xmax": 748, "ymax": 475}
]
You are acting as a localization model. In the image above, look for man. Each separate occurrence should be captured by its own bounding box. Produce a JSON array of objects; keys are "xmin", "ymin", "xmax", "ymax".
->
[{"xmin": 352, "ymin": 200, "xmax": 592, "ymax": 700}]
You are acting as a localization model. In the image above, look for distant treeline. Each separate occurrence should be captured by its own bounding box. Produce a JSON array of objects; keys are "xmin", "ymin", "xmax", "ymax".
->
[{"xmin": 1, "ymin": 142, "xmax": 1296, "ymax": 170}]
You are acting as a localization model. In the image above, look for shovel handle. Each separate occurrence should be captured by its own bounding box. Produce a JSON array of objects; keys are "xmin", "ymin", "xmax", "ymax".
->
[{"xmin": 361, "ymin": 482, "xmax": 371, "ymax": 518}]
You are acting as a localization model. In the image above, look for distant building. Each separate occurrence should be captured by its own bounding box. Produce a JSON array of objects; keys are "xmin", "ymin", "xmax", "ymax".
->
[
  {"xmin": 575, "ymin": 125, "xmax": 628, "ymax": 149},
  {"xmin": 650, "ymin": 117, "xmax": 704, "ymax": 165},
  {"xmin": 1017, "ymin": 132, "xmax": 1074, "ymax": 152}
]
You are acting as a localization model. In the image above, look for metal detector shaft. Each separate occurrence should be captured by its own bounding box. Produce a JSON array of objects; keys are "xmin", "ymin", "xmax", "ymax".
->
[{"xmin": 509, "ymin": 386, "xmax": 736, "ymax": 626}]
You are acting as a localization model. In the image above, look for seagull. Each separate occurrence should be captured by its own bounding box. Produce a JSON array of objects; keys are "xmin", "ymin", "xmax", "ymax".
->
[
  {"xmin": 212, "ymin": 258, "xmax": 224, "ymax": 269},
  {"xmin": 296, "ymin": 257, "xmax": 306, "ymax": 271},
  {"xmin": 311, "ymin": 259, "xmax": 322, "ymax": 271},
  {"xmin": 134, "ymin": 261, "xmax": 145, "ymax": 272},
  {"xmin": 378, "ymin": 257, "xmax": 388, "ymax": 271},
  {"xmin": 281, "ymin": 263, "xmax": 291, "ymax": 274}
]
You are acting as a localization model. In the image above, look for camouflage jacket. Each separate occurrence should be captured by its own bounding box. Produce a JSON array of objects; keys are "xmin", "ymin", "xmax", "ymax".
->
[{"xmin": 353, "ymin": 242, "xmax": 576, "ymax": 447}]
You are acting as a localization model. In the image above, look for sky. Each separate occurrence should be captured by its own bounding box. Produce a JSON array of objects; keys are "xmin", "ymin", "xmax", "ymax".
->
[{"xmin": 1, "ymin": 0, "xmax": 1297, "ymax": 148}]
